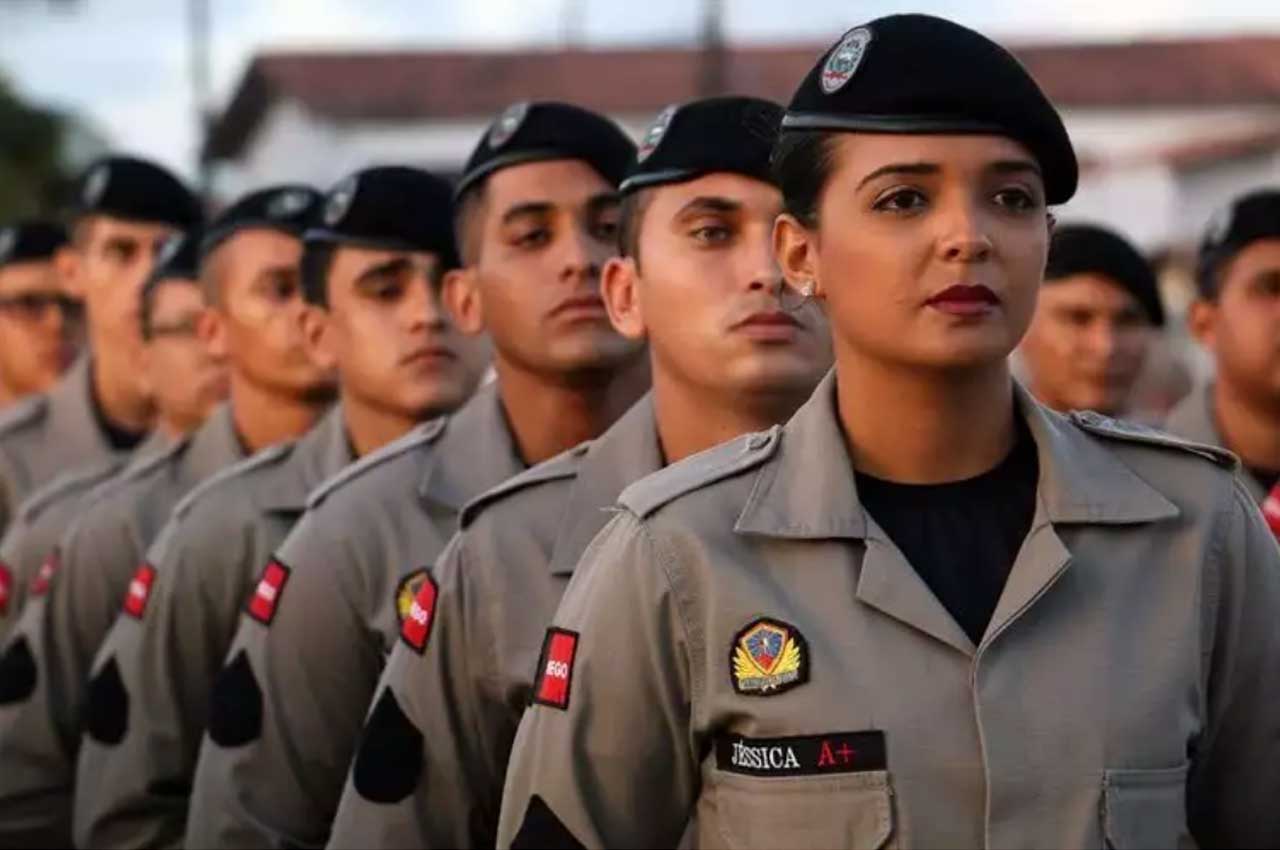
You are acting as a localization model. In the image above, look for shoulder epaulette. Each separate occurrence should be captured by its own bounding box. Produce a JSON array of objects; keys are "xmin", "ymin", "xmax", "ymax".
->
[
  {"xmin": 17, "ymin": 458, "xmax": 124, "ymax": 523},
  {"xmin": 619, "ymin": 426, "xmax": 781, "ymax": 518},
  {"xmin": 306, "ymin": 416, "xmax": 446, "ymax": 510},
  {"xmin": 172, "ymin": 441, "xmax": 296, "ymax": 521},
  {"xmin": 0, "ymin": 395, "xmax": 47, "ymax": 439},
  {"xmin": 1069, "ymin": 410, "xmax": 1237, "ymax": 469},
  {"xmin": 460, "ymin": 441, "xmax": 588, "ymax": 528}
]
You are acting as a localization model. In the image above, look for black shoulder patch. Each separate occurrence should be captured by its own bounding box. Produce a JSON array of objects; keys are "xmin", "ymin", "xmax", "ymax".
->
[
  {"xmin": 85, "ymin": 656, "xmax": 129, "ymax": 745},
  {"xmin": 207, "ymin": 650, "xmax": 263, "ymax": 748},
  {"xmin": 510, "ymin": 795, "xmax": 587, "ymax": 850},
  {"xmin": 0, "ymin": 636, "xmax": 37, "ymax": 704},
  {"xmin": 352, "ymin": 688, "xmax": 424, "ymax": 804}
]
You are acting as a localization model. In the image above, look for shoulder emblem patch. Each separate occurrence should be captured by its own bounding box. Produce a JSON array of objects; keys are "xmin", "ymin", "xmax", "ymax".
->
[
  {"xmin": 398, "ymin": 572, "xmax": 439, "ymax": 655},
  {"xmin": 1263, "ymin": 484, "xmax": 1280, "ymax": 538},
  {"xmin": 532, "ymin": 627, "xmax": 579, "ymax": 711},
  {"xmin": 395, "ymin": 568, "xmax": 431, "ymax": 626},
  {"xmin": 0, "ymin": 561, "xmax": 12, "ymax": 616},
  {"xmin": 122, "ymin": 563, "xmax": 157, "ymax": 620},
  {"xmin": 247, "ymin": 559, "xmax": 291, "ymax": 626},
  {"xmin": 30, "ymin": 548, "xmax": 59, "ymax": 597},
  {"xmin": 731, "ymin": 617, "xmax": 808, "ymax": 696}
]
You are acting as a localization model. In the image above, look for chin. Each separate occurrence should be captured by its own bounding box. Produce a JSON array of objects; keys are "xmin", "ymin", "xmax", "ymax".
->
[{"xmin": 547, "ymin": 334, "xmax": 643, "ymax": 374}]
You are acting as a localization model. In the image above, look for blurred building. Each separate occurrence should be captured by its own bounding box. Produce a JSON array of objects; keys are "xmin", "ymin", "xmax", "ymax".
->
[{"xmin": 204, "ymin": 35, "xmax": 1280, "ymax": 260}]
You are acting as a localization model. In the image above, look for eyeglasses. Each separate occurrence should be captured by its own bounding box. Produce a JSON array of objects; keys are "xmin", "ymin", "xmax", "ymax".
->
[{"xmin": 0, "ymin": 292, "xmax": 85, "ymax": 323}]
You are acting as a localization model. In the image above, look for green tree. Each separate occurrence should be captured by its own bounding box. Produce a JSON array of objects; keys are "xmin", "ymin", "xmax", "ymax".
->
[{"xmin": 0, "ymin": 73, "xmax": 74, "ymax": 220}]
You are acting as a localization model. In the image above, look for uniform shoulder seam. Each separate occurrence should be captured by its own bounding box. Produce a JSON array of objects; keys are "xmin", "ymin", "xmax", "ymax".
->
[
  {"xmin": 172, "ymin": 440, "xmax": 296, "ymax": 519},
  {"xmin": 18, "ymin": 461, "xmax": 123, "ymax": 521},
  {"xmin": 1069, "ymin": 410, "xmax": 1238, "ymax": 470},
  {"xmin": 306, "ymin": 416, "xmax": 445, "ymax": 509},
  {"xmin": 459, "ymin": 442, "xmax": 586, "ymax": 528},
  {"xmin": 618, "ymin": 427, "xmax": 780, "ymax": 518}
]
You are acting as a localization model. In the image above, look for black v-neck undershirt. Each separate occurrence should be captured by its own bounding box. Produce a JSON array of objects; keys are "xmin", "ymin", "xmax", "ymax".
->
[{"xmin": 855, "ymin": 417, "xmax": 1040, "ymax": 646}]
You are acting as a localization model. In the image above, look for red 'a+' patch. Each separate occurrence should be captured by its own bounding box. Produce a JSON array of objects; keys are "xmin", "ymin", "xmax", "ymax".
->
[
  {"xmin": 247, "ymin": 560, "xmax": 291, "ymax": 625},
  {"xmin": 533, "ymin": 628, "xmax": 579, "ymax": 711}
]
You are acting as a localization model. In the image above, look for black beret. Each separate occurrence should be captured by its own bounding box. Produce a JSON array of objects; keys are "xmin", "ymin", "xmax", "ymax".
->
[
  {"xmin": 200, "ymin": 184, "xmax": 322, "ymax": 259},
  {"xmin": 620, "ymin": 96, "xmax": 784, "ymax": 194},
  {"xmin": 1197, "ymin": 189, "xmax": 1280, "ymax": 298},
  {"xmin": 1045, "ymin": 223, "xmax": 1163, "ymax": 327},
  {"xmin": 456, "ymin": 101, "xmax": 636, "ymax": 199},
  {"xmin": 306, "ymin": 166, "xmax": 458, "ymax": 269},
  {"xmin": 0, "ymin": 220, "xmax": 68, "ymax": 268},
  {"xmin": 149, "ymin": 230, "xmax": 202, "ymax": 285},
  {"xmin": 781, "ymin": 15, "xmax": 1078, "ymax": 205},
  {"xmin": 74, "ymin": 155, "xmax": 202, "ymax": 228}
]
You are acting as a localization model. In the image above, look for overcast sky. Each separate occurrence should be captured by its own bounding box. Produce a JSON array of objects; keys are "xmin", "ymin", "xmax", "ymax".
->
[{"xmin": 3, "ymin": 0, "xmax": 1280, "ymax": 181}]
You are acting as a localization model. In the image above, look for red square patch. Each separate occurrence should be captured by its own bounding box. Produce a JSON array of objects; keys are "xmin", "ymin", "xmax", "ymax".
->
[
  {"xmin": 247, "ymin": 559, "xmax": 291, "ymax": 626},
  {"xmin": 532, "ymin": 628, "xmax": 579, "ymax": 711},
  {"xmin": 122, "ymin": 563, "xmax": 157, "ymax": 619},
  {"xmin": 399, "ymin": 573, "xmax": 439, "ymax": 655},
  {"xmin": 30, "ymin": 548, "xmax": 59, "ymax": 597},
  {"xmin": 0, "ymin": 561, "xmax": 12, "ymax": 616}
]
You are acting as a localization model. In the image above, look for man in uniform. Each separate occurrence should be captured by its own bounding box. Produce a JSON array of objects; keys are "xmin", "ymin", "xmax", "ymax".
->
[
  {"xmin": 74, "ymin": 166, "xmax": 487, "ymax": 849},
  {"xmin": 185, "ymin": 101, "xmax": 646, "ymax": 849},
  {"xmin": 1166, "ymin": 189, "xmax": 1280, "ymax": 516},
  {"xmin": 0, "ymin": 220, "xmax": 82, "ymax": 408},
  {"xmin": 498, "ymin": 16, "xmax": 1280, "ymax": 849},
  {"xmin": 0, "ymin": 186, "xmax": 326, "ymax": 848},
  {"xmin": 1018, "ymin": 222, "xmax": 1163, "ymax": 416},
  {"xmin": 327, "ymin": 95, "xmax": 833, "ymax": 849},
  {"xmin": 0, "ymin": 231, "xmax": 219, "ymax": 641},
  {"xmin": 0, "ymin": 156, "xmax": 201, "ymax": 533}
]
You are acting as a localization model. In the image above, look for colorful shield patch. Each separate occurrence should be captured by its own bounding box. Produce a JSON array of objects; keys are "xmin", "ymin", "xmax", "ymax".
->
[
  {"xmin": 730, "ymin": 617, "xmax": 808, "ymax": 696},
  {"xmin": 395, "ymin": 569, "xmax": 431, "ymax": 625}
]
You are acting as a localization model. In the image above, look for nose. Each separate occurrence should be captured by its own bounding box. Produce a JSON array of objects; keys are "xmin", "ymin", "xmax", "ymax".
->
[
  {"xmin": 560, "ymin": 226, "xmax": 605, "ymax": 288},
  {"xmin": 937, "ymin": 198, "xmax": 993, "ymax": 264}
]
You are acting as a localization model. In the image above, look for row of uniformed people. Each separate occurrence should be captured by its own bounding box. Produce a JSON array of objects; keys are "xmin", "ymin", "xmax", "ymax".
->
[{"xmin": 0, "ymin": 11, "xmax": 1276, "ymax": 849}]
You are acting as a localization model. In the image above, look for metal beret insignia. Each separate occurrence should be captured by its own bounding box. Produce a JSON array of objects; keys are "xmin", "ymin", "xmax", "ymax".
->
[
  {"xmin": 0, "ymin": 229, "xmax": 14, "ymax": 264},
  {"xmin": 83, "ymin": 164, "xmax": 111, "ymax": 208},
  {"xmin": 821, "ymin": 26, "xmax": 873, "ymax": 95},
  {"xmin": 268, "ymin": 189, "xmax": 312, "ymax": 220},
  {"xmin": 324, "ymin": 176, "xmax": 358, "ymax": 228},
  {"xmin": 488, "ymin": 101, "xmax": 529, "ymax": 149},
  {"xmin": 637, "ymin": 104, "xmax": 678, "ymax": 163}
]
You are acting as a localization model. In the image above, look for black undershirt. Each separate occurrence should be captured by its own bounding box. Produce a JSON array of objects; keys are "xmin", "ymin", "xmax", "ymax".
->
[
  {"xmin": 89, "ymin": 374, "xmax": 148, "ymax": 452},
  {"xmin": 856, "ymin": 417, "xmax": 1040, "ymax": 646}
]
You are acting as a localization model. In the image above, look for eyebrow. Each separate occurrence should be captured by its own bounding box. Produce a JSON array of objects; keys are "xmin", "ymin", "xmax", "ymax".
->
[
  {"xmin": 102, "ymin": 235, "xmax": 140, "ymax": 253},
  {"xmin": 674, "ymin": 196, "xmax": 742, "ymax": 218},
  {"xmin": 856, "ymin": 159, "xmax": 1043, "ymax": 191},
  {"xmin": 252, "ymin": 263, "xmax": 298, "ymax": 285},
  {"xmin": 500, "ymin": 202, "xmax": 554, "ymax": 225},
  {"xmin": 353, "ymin": 257, "xmax": 414, "ymax": 285}
]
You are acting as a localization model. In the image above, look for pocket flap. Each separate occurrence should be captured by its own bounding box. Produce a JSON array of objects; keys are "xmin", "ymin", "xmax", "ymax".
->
[{"xmin": 1103, "ymin": 764, "xmax": 1190, "ymax": 850}]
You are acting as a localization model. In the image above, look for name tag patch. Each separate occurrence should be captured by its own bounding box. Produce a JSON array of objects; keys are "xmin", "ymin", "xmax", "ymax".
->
[
  {"xmin": 247, "ymin": 559, "xmax": 291, "ymax": 626},
  {"xmin": 532, "ymin": 627, "xmax": 579, "ymax": 711},
  {"xmin": 716, "ymin": 731, "xmax": 887, "ymax": 777},
  {"xmin": 122, "ymin": 563, "xmax": 157, "ymax": 619}
]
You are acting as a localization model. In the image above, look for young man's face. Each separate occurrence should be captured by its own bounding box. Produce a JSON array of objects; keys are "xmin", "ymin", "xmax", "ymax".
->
[
  {"xmin": 0, "ymin": 257, "xmax": 83, "ymax": 398},
  {"xmin": 604, "ymin": 172, "xmax": 832, "ymax": 399},
  {"xmin": 1190, "ymin": 237, "xmax": 1280, "ymax": 407},
  {"xmin": 308, "ymin": 245, "xmax": 488, "ymax": 419},
  {"xmin": 451, "ymin": 159, "xmax": 642, "ymax": 380},
  {"xmin": 142, "ymin": 280, "xmax": 229, "ymax": 434},
  {"xmin": 204, "ymin": 229, "xmax": 335, "ymax": 401},
  {"xmin": 69, "ymin": 215, "xmax": 177, "ymax": 362},
  {"xmin": 1018, "ymin": 273, "xmax": 1152, "ymax": 415}
]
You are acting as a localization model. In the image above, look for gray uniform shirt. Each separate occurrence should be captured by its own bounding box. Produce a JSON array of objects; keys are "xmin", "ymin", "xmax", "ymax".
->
[
  {"xmin": 1165, "ymin": 381, "xmax": 1269, "ymax": 503},
  {"xmin": 0, "ymin": 406, "xmax": 243, "ymax": 848},
  {"xmin": 186, "ymin": 382, "xmax": 525, "ymax": 849},
  {"xmin": 498, "ymin": 374, "xmax": 1280, "ymax": 849},
  {"xmin": 69, "ymin": 407, "xmax": 353, "ymax": 849},
  {"xmin": 328, "ymin": 396, "xmax": 663, "ymax": 849},
  {"xmin": 0, "ymin": 356, "xmax": 141, "ymax": 534},
  {"xmin": 0, "ymin": 432, "xmax": 170, "ymax": 643}
]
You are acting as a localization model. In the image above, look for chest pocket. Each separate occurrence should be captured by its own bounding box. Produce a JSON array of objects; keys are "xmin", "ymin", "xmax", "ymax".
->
[
  {"xmin": 1102, "ymin": 764, "xmax": 1192, "ymax": 850},
  {"xmin": 703, "ymin": 771, "xmax": 897, "ymax": 850}
]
